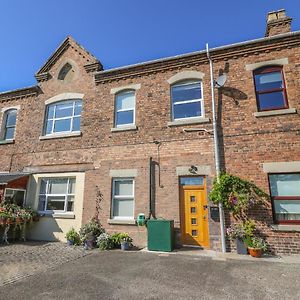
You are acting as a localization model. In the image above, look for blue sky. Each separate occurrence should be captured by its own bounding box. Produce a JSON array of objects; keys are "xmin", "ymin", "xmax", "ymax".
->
[{"xmin": 0, "ymin": 0, "xmax": 299, "ymax": 92}]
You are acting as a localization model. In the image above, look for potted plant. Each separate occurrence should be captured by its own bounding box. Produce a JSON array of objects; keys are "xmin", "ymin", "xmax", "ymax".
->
[
  {"xmin": 97, "ymin": 233, "xmax": 113, "ymax": 250},
  {"xmin": 244, "ymin": 236, "xmax": 268, "ymax": 258},
  {"xmin": 226, "ymin": 219, "xmax": 255, "ymax": 255},
  {"xmin": 0, "ymin": 208, "xmax": 8, "ymax": 225},
  {"xmin": 79, "ymin": 218, "xmax": 104, "ymax": 249},
  {"xmin": 65, "ymin": 228, "xmax": 81, "ymax": 246},
  {"xmin": 119, "ymin": 233, "xmax": 133, "ymax": 251}
]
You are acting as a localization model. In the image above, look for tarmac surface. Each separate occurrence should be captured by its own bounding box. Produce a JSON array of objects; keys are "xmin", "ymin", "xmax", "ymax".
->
[{"xmin": 0, "ymin": 243, "xmax": 300, "ymax": 299}]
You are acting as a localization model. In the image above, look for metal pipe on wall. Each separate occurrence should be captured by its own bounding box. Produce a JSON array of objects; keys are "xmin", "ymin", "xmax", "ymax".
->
[{"xmin": 206, "ymin": 43, "xmax": 227, "ymax": 253}]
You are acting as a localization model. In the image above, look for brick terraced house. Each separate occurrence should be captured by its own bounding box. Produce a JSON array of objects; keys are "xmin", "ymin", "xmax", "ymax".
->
[{"xmin": 0, "ymin": 10, "xmax": 299, "ymax": 254}]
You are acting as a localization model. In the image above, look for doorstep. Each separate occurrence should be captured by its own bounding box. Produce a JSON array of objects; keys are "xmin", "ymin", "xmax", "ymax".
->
[{"xmin": 140, "ymin": 247, "xmax": 300, "ymax": 264}]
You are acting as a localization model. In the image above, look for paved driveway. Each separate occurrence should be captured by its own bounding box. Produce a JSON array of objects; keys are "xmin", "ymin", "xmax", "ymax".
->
[
  {"xmin": 0, "ymin": 242, "xmax": 88, "ymax": 286},
  {"xmin": 0, "ymin": 246, "xmax": 300, "ymax": 299}
]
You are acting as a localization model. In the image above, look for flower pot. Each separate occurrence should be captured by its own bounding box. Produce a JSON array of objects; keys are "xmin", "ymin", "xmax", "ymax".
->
[
  {"xmin": 236, "ymin": 238, "xmax": 248, "ymax": 255},
  {"xmin": 0, "ymin": 218, "xmax": 6, "ymax": 226},
  {"xmin": 67, "ymin": 239, "xmax": 74, "ymax": 246},
  {"xmin": 6, "ymin": 219, "xmax": 13, "ymax": 225},
  {"xmin": 16, "ymin": 218, "xmax": 23, "ymax": 224},
  {"xmin": 84, "ymin": 239, "xmax": 94, "ymax": 250},
  {"xmin": 121, "ymin": 241, "xmax": 130, "ymax": 251},
  {"xmin": 33, "ymin": 216, "xmax": 40, "ymax": 222},
  {"xmin": 248, "ymin": 247, "xmax": 262, "ymax": 258}
]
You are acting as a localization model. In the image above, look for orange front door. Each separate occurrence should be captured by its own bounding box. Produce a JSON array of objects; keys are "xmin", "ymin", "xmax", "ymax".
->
[{"xmin": 180, "ymin": 178, "xmax": 209, "ymax": 248}]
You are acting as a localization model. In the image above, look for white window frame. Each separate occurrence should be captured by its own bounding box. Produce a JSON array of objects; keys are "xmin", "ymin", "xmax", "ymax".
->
[
  {"xmin": 4, "ymin": 188, "xmax": 26, "ymax": 206},
  {"xmin": 2, "ymin": 109, "xmax": 17, "ymax": 141},
  {"xmin": 44, "ymin": 99, "xmax": 82, "ymax": 135},
  {"xmin": 171, "ymin": 80, "xmax": 204, "ymax": 121},
  {"xmin": 38, "ymin": 177, "xmax": 75, "ymax": 214},
  {"xmin": 114, "ymin": 90, "xmax": 136, "ymax": 128},
  {"xmin": 111, "ymin": 178, "xmax": 135, "ymax": 220}
]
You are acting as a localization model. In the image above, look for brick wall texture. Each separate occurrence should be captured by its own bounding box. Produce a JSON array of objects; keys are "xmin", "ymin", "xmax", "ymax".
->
[{"xmin": 0, "ymin": 17, "xmax": 300, "ymax": 254}]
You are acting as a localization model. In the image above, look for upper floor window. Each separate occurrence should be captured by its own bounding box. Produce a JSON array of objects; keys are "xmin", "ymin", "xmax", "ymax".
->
[
  {"xmin": 44, "ymin": 100, "xmax": 82, "ymax": 135},
  {"xmin": 254, "ymin": 66, "xmax": 288, "ymax": 111},
  {"xmin": 269, "ymin": 173, "xmax": 300, "ymax": 224},
  {"xmin": 2, "ymin": 109, "xmax": 17, "ymax": 140},
  {"xmin": 171, "ymin": 80, "xmax": 203, "ymax": 120},
  {"xmin": 115, "ymin": 90, "xmax": 135, "ymax": 127}
]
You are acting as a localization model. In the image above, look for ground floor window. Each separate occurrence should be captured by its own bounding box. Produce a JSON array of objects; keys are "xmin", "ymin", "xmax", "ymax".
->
[
  {"xmin": 4, "ymin": 189, "xmax": 26, "ymax": 207},
  {"xmin": 112, "ymin": 178, "xmax": 134, "ymax": 219},
  {"xmin": 269, "ymin": 173, "xmax": 300, "ymax": 224},
  {"xmin": 38, "ymin": 177, "xmax": 75, "ymax": 213}
]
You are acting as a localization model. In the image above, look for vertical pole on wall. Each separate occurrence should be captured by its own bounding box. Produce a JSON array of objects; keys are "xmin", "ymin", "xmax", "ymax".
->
[{"xmin": 206, "ymin": 43, "xmax": 227, "ymax": 253}]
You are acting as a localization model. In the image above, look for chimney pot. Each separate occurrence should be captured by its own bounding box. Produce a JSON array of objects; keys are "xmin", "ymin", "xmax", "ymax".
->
[{"xmin": 265, "ymin": 9, "xmax": 292, "ymax": 37}]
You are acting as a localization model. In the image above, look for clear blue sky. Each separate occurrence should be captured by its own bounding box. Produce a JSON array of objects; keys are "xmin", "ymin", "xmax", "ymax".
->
[{"xmin": 1, "ymin": 0, "xmax": 299, "ymax": 92}]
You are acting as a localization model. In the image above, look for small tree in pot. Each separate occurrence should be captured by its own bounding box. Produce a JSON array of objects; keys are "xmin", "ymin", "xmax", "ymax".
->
[
  {"xmin": 79, "ymin": 218, "xmax": 104, "ymax": 249},
  {"xmin": 226, "ymin": 219, "xmax": 256, "ymax": 255}
]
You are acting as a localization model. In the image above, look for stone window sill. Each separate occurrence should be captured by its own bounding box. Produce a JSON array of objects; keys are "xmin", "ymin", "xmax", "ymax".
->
[
  {"xmin": 167, "ymin": 117, "xmax": 210, "ymax": 127},
  {"xmin": 111, "ymin": 125, "xmax": 137, "ymax": 132},
  {"xmin": 39, "ymin": 132, "xmax": 82, "ymax": 140},
  {"xmin": 253, "ymin": 108, "xmax": 297, "ymax": 118},
  {"xmin": 39, "ymin": 212, "xmax": 75, "ymax": 219},
  {"xmin": 107, "ymin": 219, "xmax": 136, "ymax": 225},
  {"xmin": 0, "ymin": 139, "xmax": 14, "ymax": 145},
  {"xmin": 270, "ymin": 224, "xmax": 300, "ymax": 232}
]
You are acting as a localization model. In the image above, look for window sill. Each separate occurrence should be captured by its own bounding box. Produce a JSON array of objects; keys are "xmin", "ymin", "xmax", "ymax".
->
[
  {"xmin": 39, "ymin": 132, "xmax": 82, "ymax": 140},
  {"xmin": 107, "ymin": 219, "xmax": 136, "ymax": 225},
  {"xmin": 39, "ymin": 212, "xmax": 75, "ymax": 219},
  {"xmin": 0, "ymin": 139, "xmax": 14, "ymax": 145},
  {"xmin": 111, "ymin": 125, "xmax": 137, "ymax": 132},
  {"xmin": 270, "ymin": 224, "xmax": 300, "ymax": 232},
  {"xmin": 167, "ymin": 117, "xmax": 210, "ymax": 127},
  {"xmin": 253, "ymin": 108, "xmax": 297, "ymax": 118}
]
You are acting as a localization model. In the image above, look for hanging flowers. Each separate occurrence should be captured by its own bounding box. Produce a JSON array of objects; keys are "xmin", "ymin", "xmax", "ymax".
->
[{"xmin": 209, "ymin": 173, "xmax": 269, "ymax": 217}]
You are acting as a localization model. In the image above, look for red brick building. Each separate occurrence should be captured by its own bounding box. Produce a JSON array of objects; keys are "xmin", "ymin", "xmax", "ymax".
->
[{"xmin": 0, "ymin": 10, "xmax": 299, "ymax": 254}]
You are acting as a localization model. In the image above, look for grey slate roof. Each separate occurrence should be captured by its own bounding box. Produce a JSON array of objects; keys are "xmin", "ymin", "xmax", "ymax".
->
[{"xmin": 0, "ymin": 173, "xmax": 29, "ymax": 185}]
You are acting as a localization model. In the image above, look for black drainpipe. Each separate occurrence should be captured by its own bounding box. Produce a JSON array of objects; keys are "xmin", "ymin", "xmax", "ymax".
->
[{"xmin": 148, "ymin": 156, "xmax": 156, "ymax": 219}]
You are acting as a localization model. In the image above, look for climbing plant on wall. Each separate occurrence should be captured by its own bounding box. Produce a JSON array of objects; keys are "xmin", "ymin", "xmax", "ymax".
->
[{"xmin": 209, "ymin": 173, "xmax": 269, "ymax": 217}]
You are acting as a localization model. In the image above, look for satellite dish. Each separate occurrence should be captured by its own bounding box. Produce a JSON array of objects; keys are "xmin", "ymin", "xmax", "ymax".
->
[{"xmin": 215, "ymin": 74, "xmax": 227, "ymax": 88}]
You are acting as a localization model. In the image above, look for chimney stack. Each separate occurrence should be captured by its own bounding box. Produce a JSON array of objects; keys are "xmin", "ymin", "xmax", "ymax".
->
[{"xmin": 265, "ymin": 9, "xmax": 292, "ymax": 37}]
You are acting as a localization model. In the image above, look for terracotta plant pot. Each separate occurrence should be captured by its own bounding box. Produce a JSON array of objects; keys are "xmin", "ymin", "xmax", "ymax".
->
[
  {"xmin": 248, "ymin": 247, "xmax": 262, "ymax": 258},
  {"xmin": 16, "ymin": 218, "xmax": 23, "ymax": 224},
  {"xmin": 33, "ymin": 216, "xmax": 40, "ymax": 222},
  {"xmin": 6, "ymin": 219, "xmax": 14, "ymax": 225},
  {"xmin": 0, "ymin": 218, "xmax": 6, "ymax": 225}
]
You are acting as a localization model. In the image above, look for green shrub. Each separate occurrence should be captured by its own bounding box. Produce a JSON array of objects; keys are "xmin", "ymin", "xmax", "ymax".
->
[
  {"xmin": 79, "ymin": 218, "xmax": 104, "ymax": 243},
  {"xmin": 97, "ymin": 233, "xmax": 113, "ymax": 250},
  {"xmin": 66, "ymin": 228, "xmax": 81, "ymax": 245}
]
